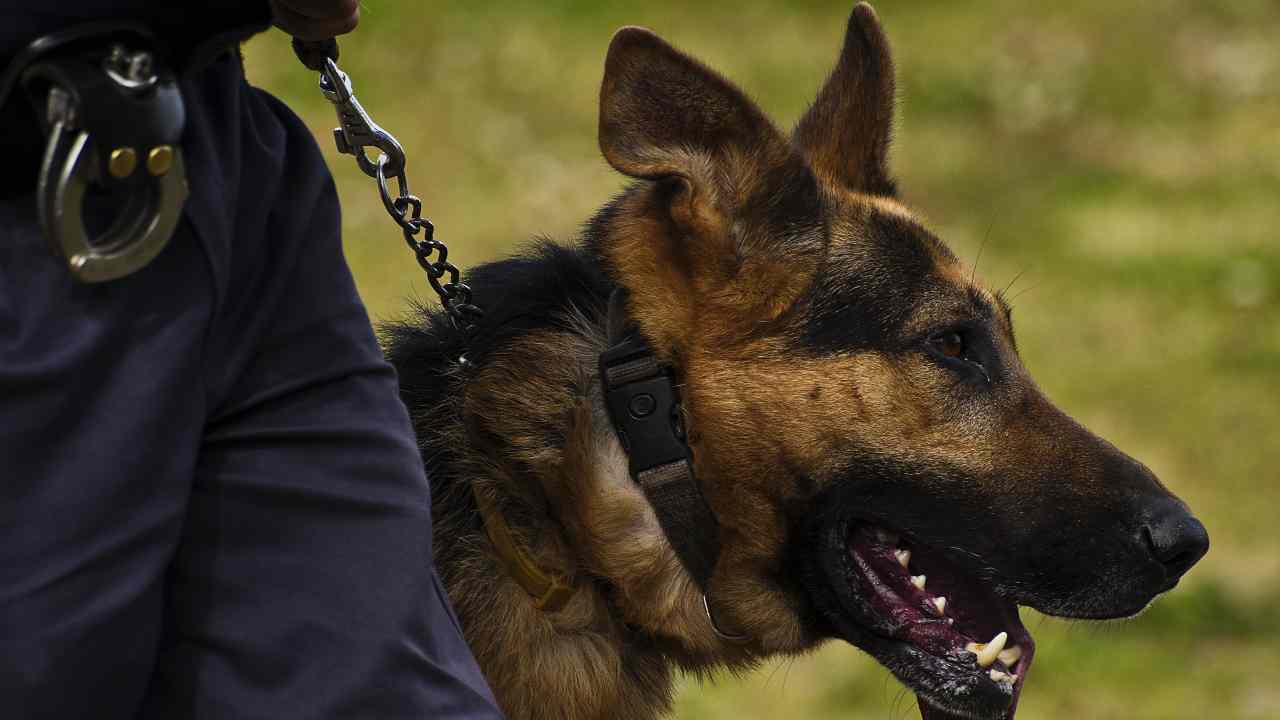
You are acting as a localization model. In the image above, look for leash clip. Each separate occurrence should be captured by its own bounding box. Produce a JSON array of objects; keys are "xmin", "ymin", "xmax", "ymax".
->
[
  {"xmin": 292, "ymin": 37, "xmax": 482, "ymax": 335},
  {"xmin": 317, "ymin": 57, "xmax": 405, "ymax": 179},
  {"xmin": 13, "ymin": 27, "xmax": 188, "ymax": 282}
]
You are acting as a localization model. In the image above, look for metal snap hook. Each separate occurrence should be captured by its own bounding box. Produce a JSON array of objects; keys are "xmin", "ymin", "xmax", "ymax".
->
[
  {"xmin": 318, "ymin": 57, "xmax": 405, "ymax": 179},
  {"xmin": 703, "ymin": 593, "xmax": 751, "ymax": 644}
]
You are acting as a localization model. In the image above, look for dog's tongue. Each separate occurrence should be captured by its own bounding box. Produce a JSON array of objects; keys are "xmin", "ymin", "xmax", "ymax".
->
[{"xmin": 844, "ymin": 527, "xmax": 1035, "ymax": 719}]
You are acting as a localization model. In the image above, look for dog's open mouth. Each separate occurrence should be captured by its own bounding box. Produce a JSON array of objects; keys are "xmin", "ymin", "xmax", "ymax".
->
[{"xmin": 811, "ymin": 522, "xmax": 1036, "ymax": 720}]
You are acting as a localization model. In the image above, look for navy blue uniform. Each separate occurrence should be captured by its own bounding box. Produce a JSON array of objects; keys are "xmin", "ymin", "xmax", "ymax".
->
[{"xmin": 0, "ymin": 4, "xmax": 503, "ymax": 718}]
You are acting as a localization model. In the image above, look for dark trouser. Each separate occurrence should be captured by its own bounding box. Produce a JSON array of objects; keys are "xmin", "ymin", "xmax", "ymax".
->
[{"xmin": 0, "ymin": 52, "xmax": 502, "ymax": 719}]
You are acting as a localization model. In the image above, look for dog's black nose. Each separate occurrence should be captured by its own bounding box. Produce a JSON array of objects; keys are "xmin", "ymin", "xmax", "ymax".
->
[{"xmin": 1141, "ymin": 500, "xmax": 1209, "ymax": 582}]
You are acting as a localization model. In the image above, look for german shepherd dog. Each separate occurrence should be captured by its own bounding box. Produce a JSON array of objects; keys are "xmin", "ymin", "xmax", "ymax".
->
[{"xmin": 385, "ymin": 4, "xmax": 1209, "ymax": 719}]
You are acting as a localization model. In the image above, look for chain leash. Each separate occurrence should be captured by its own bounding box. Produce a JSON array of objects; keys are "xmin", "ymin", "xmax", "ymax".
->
[{"xmin": 292, "ymin": 39, "xmax": 482, "ymax": 337}]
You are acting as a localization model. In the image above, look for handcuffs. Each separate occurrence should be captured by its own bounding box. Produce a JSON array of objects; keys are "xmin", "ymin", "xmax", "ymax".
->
[
  {"xmin": 0, "ymin": 23, "xmax": 187, "ymax": 283},
  {"xmin": 0, "ymin": 25, "xmax": 431, "ymax": 298}
]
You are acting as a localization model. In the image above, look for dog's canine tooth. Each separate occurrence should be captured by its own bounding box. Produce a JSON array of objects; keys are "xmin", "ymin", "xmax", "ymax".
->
[
  {"xmin": 910, "ymin": 574, "xmax": 926, "ymax": 590},
  {"xmin": 968, "ymin": 632, "xmax": 1008, "ymax": 668},
  {"xmin": 895, "ymin": 549, "xmax": 911, "ymax": 568},
  {"xmin": 997, "ymin": 645, "xmax": 1022, "ymax": 666},
  {"xmin": 932, "ymin": 596, "xmax": 946, "ymax": 615},
  {"xmin": 989, "ymin": 669, "xmax": 1015, "ymax": 684}
]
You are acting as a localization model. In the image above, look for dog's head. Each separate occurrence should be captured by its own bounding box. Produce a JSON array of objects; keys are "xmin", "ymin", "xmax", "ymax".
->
[{"xmin": 593, "ymin": 4, "xmax": 1207, "ymax": 719}]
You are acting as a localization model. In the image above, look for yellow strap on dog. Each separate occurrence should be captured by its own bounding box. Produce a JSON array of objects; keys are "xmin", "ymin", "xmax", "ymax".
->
[{"xmin": 471, "ymin": 483, "xmax": 576, "ymax": 612}]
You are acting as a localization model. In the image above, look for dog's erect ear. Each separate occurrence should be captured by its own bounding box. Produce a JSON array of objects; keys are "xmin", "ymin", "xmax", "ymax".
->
[
  {"xmin": 793, "ymin": 3, "xmax": 897, "ymax": 196},
  {"xmin": 599, "ymin": 27, "xmax": 791, "ymax": 234},
  {"xmin": 597, "ymin": 27, "xmax": 823, "ymax": 350}
]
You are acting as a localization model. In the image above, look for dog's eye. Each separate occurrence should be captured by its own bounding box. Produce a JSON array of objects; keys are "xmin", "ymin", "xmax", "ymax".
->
[
  {"xmin": 928, "ymin": 329, "xmax": 992, "ymax": 383},
  {"xmin": 931, "ymin": 331, "xmax": 966, "ymax": 359}
]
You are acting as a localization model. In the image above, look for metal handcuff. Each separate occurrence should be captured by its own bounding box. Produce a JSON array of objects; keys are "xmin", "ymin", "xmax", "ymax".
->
[
  {"xmin": 0, "ymin": 24, "xmax": 186, "ymax": 283},
  {"xmin": 3, "ymin": 25, "xmax": 475, "ymax": 323}
]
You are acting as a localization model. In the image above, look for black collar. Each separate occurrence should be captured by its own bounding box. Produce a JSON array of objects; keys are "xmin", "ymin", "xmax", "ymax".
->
[{"xmin": 598, "ymin": 289, "xmax": 721, "ymax": 591}]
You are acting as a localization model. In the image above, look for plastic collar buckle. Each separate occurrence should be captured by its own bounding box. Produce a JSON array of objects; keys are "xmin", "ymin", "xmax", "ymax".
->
[{"xmin": 599, "ymin": 337, "xmax": 690, "ymax": 476}]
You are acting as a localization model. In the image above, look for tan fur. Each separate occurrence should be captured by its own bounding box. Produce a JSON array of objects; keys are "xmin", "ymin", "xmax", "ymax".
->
[
  {"xmin": 432, "ymin": 183, "xmax": 1026, "ymax": 718},
  {"xmin": 439, "ymin": 322, "xmax": 764, "ymax": 720}
]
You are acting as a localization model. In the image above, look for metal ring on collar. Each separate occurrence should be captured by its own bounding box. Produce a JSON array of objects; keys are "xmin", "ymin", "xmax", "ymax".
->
[{"xmin": 702, "ymin": 593, "xmax": 750, "ymax": 644}]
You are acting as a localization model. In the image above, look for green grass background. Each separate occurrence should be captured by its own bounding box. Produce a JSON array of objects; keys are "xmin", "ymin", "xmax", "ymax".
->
[{"xmin": 244, "ymin": 2, "xmax": 1279, "ymax": 717}]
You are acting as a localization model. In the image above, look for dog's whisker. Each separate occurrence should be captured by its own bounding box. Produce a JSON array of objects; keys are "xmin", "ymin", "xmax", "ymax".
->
[
  {"xmin": 779, "ymin": 656, "xmax": 798, "ymax": 692},
  {"xmin": 1001, "ymin": 266, "xmax": 1029, "ymax": 300},
  {"xmin": 971, "ymin": 220, "xmax": 994, "ymax": 285},
  {"xmin": 762, "ymin": 656, "xmax": 791, "ymax": 690},
  {"xmin": 1007, "ymin": 279, "xmax": 1045, "ymax": 304},
  {"xmin": 890, "ymin": 681, "xmax": 913, "ymax": 720}
]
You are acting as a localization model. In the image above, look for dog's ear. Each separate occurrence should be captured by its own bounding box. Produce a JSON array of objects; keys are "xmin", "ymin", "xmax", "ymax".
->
[
  {"xmin": 597, "ymin": 28, "xmax": 823, "ymax": 351},
  {"xmin": 793, "ymin": 3, "xmax": 897, "ymax": 196},
  {"xmin": 599, "ymin": 27, "xmax": 790, "ymax": 235}
]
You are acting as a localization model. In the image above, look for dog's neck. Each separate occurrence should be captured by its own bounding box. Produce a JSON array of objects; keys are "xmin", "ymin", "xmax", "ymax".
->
[
  {"xmin": 437, "ymin": 294, "xmax": 758, "ymax": 719},
  {"xmin": 472, "ymin": 290, "xmax": 733, "ymax": 634},
  {"xmin": 597, "ymin": 288, "xmax": 723, "ymax": 592}
]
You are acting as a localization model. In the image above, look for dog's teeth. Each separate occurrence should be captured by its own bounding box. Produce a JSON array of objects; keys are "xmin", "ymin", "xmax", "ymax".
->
[
  {"xmin": 989, "ymin": 669, "xmax": 1015, "ymax": 684},
  {"xmin": 997, "ymin": 645, "xmax": 1023, "ymax": 666},
  {"xmin": 895, "ymin": 549, "xmax": 912, "ymax": 568},
  {"xmin": 910, "ymin": 574, "xmax": 926, "ymax": 590},
  {"xmin": 966, "ymin": 632, "xmax": 1008, "ymax": 668},
  {"xmin": 932, "ymin": 596, "xmax": 947, "ymax": 615}
]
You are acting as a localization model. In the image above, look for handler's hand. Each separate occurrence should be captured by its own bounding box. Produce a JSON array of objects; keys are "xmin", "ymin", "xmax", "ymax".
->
[{"xmin": 270, "ymin": 0, "xmax": 360, "ymax": 41}]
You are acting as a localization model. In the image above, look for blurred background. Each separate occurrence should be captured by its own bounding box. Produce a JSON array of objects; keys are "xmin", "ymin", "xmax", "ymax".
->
[{"xmin": 244, "ymin": 2, "xmax": 1279, "ymax": 718}]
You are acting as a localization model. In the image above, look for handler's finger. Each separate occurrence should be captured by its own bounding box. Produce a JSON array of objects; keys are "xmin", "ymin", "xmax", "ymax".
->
[
  {"xmin": 270, "ymin": 0, "xmax": 360, "ymax": 41},
  {"xmin": 276, "ymin": 0, "xmax": 359, "ymax": 17}
]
